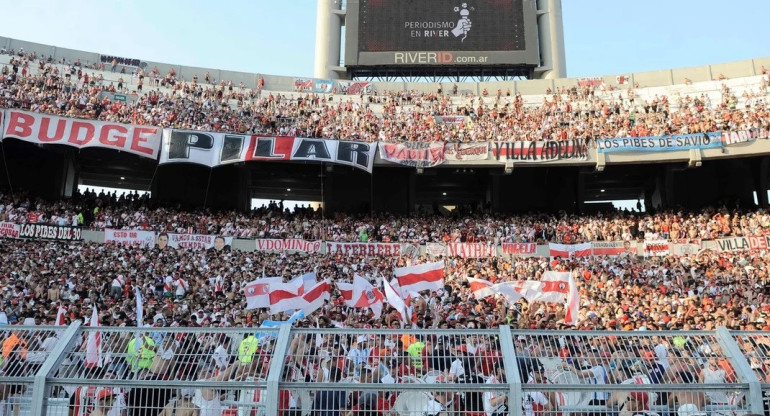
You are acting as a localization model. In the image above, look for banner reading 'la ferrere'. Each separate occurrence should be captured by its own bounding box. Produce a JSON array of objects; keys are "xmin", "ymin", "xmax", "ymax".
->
[{"xmin": 1, "ymin": 110, "xmax": 162, "ymax": 159}]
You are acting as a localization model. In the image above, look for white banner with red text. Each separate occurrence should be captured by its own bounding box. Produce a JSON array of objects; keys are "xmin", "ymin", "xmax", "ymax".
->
[
  {"xmin": 0, "ymin": 221, "xmax": 20, "ymax": 238},
  {"xmin": 1, "ymin": 109, "xmax": 162, "ymax": 159},
  {"xmin": 255, "ymin": 239, "xmax": 323, "ymax": 254},
  {"xmin": 326, "ymin": 242, "xmax": 418, "ymax": 257},
  {"xmin": 501, "ymin": 243, "xmax": 537, "ymax": 255},
  {"xmin": 643, "ymin": 240, "xmax": 671, "ymax": 256},
  {"xmin": 443, "ymin": 142, "xmax": 489, "ymax": 161},
  {"xmin": 378, "ymin": 142, "xmax": 446, "ymax": 168},
  {"xmin": 104, "ymin": 229, "xmax": 156, "ymax": 248},
  {"xmin": 166, "ymin": 233, "xmax": 233, "ymax": 250}
]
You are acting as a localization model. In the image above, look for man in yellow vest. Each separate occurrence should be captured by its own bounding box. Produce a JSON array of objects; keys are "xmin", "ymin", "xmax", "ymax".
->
[
  {"xmin": 238, "ymin": 334, "xmax": 259, "ymax": 365},
  {"xmin": 126, "ymin": 335, "xmax": 156, "ymax": 373}
]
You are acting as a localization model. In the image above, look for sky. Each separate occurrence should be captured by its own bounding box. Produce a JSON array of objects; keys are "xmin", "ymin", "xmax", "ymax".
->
[{"xmin": 0, "ymin": 0, "xmax": 767, "ymax": 79}]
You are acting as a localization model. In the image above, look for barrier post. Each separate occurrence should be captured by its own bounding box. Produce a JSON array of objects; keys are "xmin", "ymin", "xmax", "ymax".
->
[
  {"xmin": 265, "ymin": 325, "xmax": 292, "ymax": 416},
  {"xmin": 499, "ymin": 326, "xmax": 522, "ymax": 413},
  {"xmin": 715, "ymin": 326, "xmax": 764, "ymax": 413},
  {"xmin": 31, "ymin": 321, "xmax": 82, "ymax": 416}
]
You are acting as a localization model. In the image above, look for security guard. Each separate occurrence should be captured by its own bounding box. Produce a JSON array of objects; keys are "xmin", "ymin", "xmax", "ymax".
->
[
  {"xmin": 237, "ymin": 334, "xmax": 259, "ymax": 365},
  {"xmin": 126, "ymin": 335, "xmax": 156, "ymax": 373}
]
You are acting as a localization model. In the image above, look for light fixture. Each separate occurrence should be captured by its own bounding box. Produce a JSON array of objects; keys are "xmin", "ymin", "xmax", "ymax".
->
[
  {"xmin": 600, "ymin": 189, "xmax": 605, "ymax": 193},
  {"xmin": 286, "ymin": 188, "xmax": 291, "ymax": 192},
  {"xmin": 442, "ymin": 192, "xmax": 447, "ymax": 196},
  {"xmin": 120, "ymin": 176, "xmax": 125, "ymax": 180}
]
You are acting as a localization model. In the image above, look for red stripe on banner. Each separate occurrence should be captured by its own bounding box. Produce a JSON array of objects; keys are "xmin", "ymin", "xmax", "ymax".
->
[
  {"xmin": 269, "ymin": 288, "xmax": 301, "ymax": 304},
  {"xmin": 397, "ymin": 268, "xmax": 444, "ymax": 287},
  {"xmin": 303, "ymin": 280, "xmax": 330, "ymax": 302}
]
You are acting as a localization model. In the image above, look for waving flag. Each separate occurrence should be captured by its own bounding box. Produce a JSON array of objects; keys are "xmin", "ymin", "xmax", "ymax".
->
[
  {"xmin": 301, "ymin": 280, "xmax": 331, "ymax": 315},
  {"xmin": 491, "ymin": 281, "xmax": 529, "ymax": 304},
  {"xmin": 244, "ymin": 277, "xmax": 283, "ymax": 310},
  {"xmin": 466, "ymin": 277, "xmax": 495, "ymax": 299},
  {"xmin": 259, "ymin": 310, "xmax": 305, "ymax": 329},
  {"xmin": 55, "ymin": 305, "xmax": 67, "ymax": 326},
  {"xmin": 84, "ymin": 306, "xmax": 102, "ymax": 368},
  {"xmin": 525, "ymin": 271, "xmax": 571, "ymax": 303},
  {"xmin": 564, "ymin": 274, "xmax": 580, "ymax": 326},
  {"xmin": 395, "ymin": 261, "xmax": 445, "ymax": 293},
  {"xmin": 549, "ymin": 243, "xmax": 591, "ymax": 258},
  {"xmin": 268, "ymin": 276, "xmax": 305, "ymax": 314},
  {"xmin": 352, "ymin": 275, "xmax": 384, "ymax": 318},
  {"xmin": 134, "ymin": 286, "xmax": 145, "ymax": 351},
  {"xmin": 336, "ymin": 281, "xmax": 356, "ymax": 307},
  {"xmin": 383, "ymin": 278, "xmax": 408, "ymax": 325}
]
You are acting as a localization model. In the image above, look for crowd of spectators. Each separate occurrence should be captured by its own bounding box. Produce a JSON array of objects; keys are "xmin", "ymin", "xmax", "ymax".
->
[
  {"xmin": 2, "ymin": 221, "xmax": 770, "ymax": 415},
  {"xmin": 2, "ymin": 190, "xmax": 770, "ymax": 244},
  {"xmin": 2, "ymin": 50, "xmax": 770, "ymax": 144},
  {"xmin": 4, "ymin": 49, "xmax": 770, "ymax": 416}
]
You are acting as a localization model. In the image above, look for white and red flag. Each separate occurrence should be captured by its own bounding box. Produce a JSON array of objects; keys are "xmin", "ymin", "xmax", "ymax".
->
[
  {"xmin": 383, "ymin": 278, "xmax": 409, "ymax": 325},
  {"xmin": 525, "ymin": 271, "xmax": 571, "ymax": 303},
  {"xmin": 244, "ymin": 277, "xmax": 283, "ymax": 310},
  {"xmin": 84, "ymin": 306, "xmax": 102, "ymax": 369},
  {"xmin": 395, "ymin": 261, "xmax": 444, "ymax": 293},
  {"xmin": 55, "ymin": 304, "xmax": 67, "ymax": 326},
  {"xmin": 352, "ymin": 275, "xmax": 384, "ymax": 318},
  {"xmin": 301, "ymin": 280, "xmax": 331, "ymax": 316},
  {"xmin": 268, "ymin": 276, "xmax": 305, "ymax": 314},
  {"xmin": 564, "ymin": 274, "xmax": 580, "ymax": 326},
  {"xmin": 466, "ymin": 277, "xmax": 495, "ymax": 299}
]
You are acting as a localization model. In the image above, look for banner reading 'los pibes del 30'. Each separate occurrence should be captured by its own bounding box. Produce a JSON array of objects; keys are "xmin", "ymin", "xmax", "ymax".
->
[{"xmin": 596, "ymin": 132, "xmax": 723, "ymax": 153}]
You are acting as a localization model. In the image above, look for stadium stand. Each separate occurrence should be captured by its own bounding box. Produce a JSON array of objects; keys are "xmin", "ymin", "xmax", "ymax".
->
[{"xmin": 3, "ymin": 43, "xmax": 770, "ymax": 416}]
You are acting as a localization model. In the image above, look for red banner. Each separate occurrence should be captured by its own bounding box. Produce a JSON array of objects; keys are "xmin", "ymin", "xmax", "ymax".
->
[
  {"xmin": 501, "ymin": 243, "xmax": 536, "ymax": 255},
  {"xmin": 1, "ymin": 110, "xmax": 162, "ymax": 159},
  {"xmin": 256, "ymin": 239, "xmax": 323, "ymax": 254},
  {"xmin": 446, "ymin": 243, "xmax": 496, "ymax": 258}
]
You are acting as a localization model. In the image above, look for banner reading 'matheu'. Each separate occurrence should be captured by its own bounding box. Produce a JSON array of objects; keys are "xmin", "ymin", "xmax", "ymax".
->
[{"xmin": 596, "ymin": 132, "xmax": 722, "ymax": 153}]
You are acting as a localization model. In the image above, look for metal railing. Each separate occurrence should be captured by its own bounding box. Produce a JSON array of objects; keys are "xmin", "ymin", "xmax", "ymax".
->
[{"xmin": 3, "ymin": 324, "xmax": 770, "ymax": 416}]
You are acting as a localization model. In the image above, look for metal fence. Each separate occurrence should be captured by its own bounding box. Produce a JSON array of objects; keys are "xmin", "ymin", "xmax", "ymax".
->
[{"xmin": 3, "ymin": 323, "xmax": 770, "ymax": 416}]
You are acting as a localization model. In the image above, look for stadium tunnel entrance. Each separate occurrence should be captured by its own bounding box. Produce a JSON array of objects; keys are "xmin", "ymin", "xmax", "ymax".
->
[{"xmin": 0, "ymin": 140, "xmax": 768, "ymax": 214}]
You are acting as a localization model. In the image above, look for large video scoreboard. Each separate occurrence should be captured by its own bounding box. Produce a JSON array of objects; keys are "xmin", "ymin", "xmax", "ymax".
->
[{"xmin": 345, "ymin": 0, "xmax": 540, "ymax": 68}]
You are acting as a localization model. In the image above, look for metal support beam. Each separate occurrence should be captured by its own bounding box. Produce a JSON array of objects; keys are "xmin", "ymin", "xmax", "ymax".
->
[
  {"xmin": 714, "ymin": 326, "xmax": 764, "ymax": 414},
  {"xmin": 265, "ymin": 324, "xmax": 292, "ymax": 416},
  {"xmin": 31, "ymin": 321, "xmax": 82, "ymax": 416},
  {"xmin": 499, "ymin": 326, "xmax": 522, "ymax": 413}
]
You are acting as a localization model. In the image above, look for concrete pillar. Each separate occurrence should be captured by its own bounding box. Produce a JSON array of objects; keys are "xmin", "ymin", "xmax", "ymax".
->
[
  {"xmin": 575, "ymin": 171, "xmax": 585, "ymax": 214},
  {"xmin": 754, "ymin": 157, "xmax": 769, "ymax": 207},
  {"xmin": 314, "ymin": 0, "xmax": 342, "ymax": 79},
  {"xmin": 537, "ymin": 0, "xmax": 567, "ymax": 79}
]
